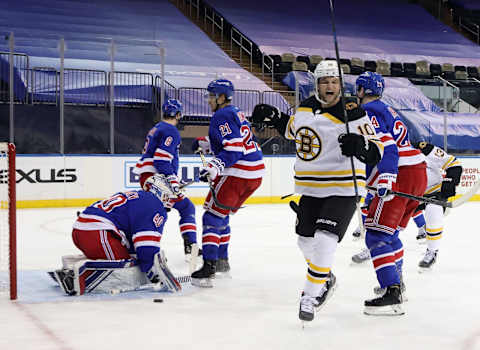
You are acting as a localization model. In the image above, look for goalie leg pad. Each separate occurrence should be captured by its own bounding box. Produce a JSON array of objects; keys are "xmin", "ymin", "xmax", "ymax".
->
[{"xmin": 53, "ymin": 257, "xmax": 149, "ymax": 296}]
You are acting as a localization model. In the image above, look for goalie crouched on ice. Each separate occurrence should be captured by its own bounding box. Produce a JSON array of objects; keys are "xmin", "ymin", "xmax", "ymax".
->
[
  {"xmin": 52, "ymin": 175, "xmax": 181, "ymax": 296},
  {"xmin": 252, "ymin": 60, "xmax": 384, "ymax": 322}
]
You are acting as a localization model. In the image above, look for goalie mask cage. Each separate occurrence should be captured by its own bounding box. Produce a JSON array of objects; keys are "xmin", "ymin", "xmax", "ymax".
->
[{"xmin": 0, "ymin": 143, "xmax": 16, "ymax": 300}]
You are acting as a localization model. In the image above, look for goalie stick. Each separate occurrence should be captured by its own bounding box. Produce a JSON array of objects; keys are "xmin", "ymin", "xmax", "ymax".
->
[
  {"xmin": 366, "ymin": 180, "xmax": 480, "ymax": 208},
  {"xmin": 198, "ymin": 151, "xmax": 244, "ymax": 211}
]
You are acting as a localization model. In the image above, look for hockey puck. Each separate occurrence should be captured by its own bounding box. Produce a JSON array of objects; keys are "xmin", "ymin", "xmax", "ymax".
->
[{"xmin": 153, "ymin": 298, "xmax": 164, "ymax": 303}]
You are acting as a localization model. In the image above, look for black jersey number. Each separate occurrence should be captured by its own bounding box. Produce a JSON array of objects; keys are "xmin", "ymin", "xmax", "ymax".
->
[{"xmin": 357, "ymin": 123, "xmax": 375, "ymax": 136}]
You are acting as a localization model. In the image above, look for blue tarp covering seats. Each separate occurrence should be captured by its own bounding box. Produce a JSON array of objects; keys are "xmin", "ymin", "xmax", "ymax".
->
[{"xmin": 0, "ymin": 0, "xmax": 271, "ymax": 92}]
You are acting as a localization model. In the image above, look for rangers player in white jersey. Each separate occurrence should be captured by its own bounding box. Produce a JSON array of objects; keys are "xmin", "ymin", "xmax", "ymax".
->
[{"xmin": 252, "ymin": 60, "xmax": 384, "ymax": 322}]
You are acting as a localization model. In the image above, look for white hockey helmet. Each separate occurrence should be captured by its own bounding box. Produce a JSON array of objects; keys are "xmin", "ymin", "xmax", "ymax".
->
[{"xmin": 314, "ymin": 60, "xmax": 343, "ymax": 104}]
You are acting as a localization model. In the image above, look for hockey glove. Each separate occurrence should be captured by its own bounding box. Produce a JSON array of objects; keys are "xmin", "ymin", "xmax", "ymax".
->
[
  {"xmin": 251, "ymin": 104, "xmax": 281, "ymax": 128},
  {"xmin": 199, "ymin": 157, "xmax": 225, "ymax": 182},
  {"xmin": 192, "ymin": 136, "xmax": 211, "ymax": 154},
  {"xmin": 166, "ymin": 174, "xmax": 182, "ymax": 196},
  {"xmin": 144, "ymin": 174, "xmax": 166, "ymax": 200},
  {"xmin": 440, "ymin": 178, "xmax": 456, "ymax": 199},
  {"xmin": 377, "ymin": 173, "xmax": 397, "ymax": 202},
  {"xmin": 338, "ymin": 133, "xmax": 368, "ymax": 159},
  {"xmin": 161, "ymin": 192, "xmax": 183, "ymax": 209}
]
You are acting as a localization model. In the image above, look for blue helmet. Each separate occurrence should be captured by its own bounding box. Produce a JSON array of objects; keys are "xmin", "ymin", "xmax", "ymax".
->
[
  {"xmin": 162, "ymin": 99, "xmax": 183, "ymax": 117},
  {"xmin": 207, "ymin": 79, "xmax": 234, "ymax": 100},
  {"xmin": 355, "ymin": 71, "xmax": 385, "ymax": 97}
]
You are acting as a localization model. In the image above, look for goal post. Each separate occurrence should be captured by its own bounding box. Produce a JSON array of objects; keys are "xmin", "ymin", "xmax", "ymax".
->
[{"xmin": 0, "ymin": 142, "xmax": 17, "ymax": 300}]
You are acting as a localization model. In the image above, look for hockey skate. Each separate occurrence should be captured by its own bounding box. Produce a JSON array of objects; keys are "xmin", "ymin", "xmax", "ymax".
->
[
  {"xmin": 191, "ymin": 260, "xmax": 216, "ymax": 288},
  {"xmin": 373, "ymin": 274, "xmax": 407, "ymax": 301},
  {"xmin": 351, "ymin": 247, "xmax": 371, "ymax": 264},
  {"xmin": 416, "ymin": 225, "xmax": 427, "ymax": 243},
  {"xmin": 53, "ymin": 269, "xmax": 76, "ymax": 296},
  {"xmin": 215, "ymin": 258, "xmax": 231, "ymax": 279},
  {"xmin": 183, "ymin": 236, "xmax": 202, "ymax": 263},
  {"xmin": 364, "ymin": 284, "xmax": 404, "ymax": 316},
  {"xmin": 418, "ymin": 248, "xmax": 438, "ymax": 272},
  {"xmin": 298, "ymin": 272, "xmax": 337, "ymax": 322}
]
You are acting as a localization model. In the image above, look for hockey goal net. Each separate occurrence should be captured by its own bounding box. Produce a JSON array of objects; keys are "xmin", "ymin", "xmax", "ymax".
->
[{"xmin": 0, "ymin": 143, "xmax": 16, "ymax": 300}]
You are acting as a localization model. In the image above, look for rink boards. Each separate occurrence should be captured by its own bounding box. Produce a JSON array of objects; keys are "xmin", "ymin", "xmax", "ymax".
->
[{"xmin": 10, "ymin": 154, "xmax": 480, "ymax": 208}]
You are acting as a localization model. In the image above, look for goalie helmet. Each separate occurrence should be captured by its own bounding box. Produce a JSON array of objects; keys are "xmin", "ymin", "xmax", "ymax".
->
[
  {"xmin": 313, "ymin": 60, "xmax": 343, "ymax": 104},
  {"xmin": 162, "ymin": 99, "xmax": 183, "ymax": 118},
  {"xmin": 355, "ymin": 71, "xmax": 385, "ymax": 97},
  {"xmin": 207, "ymin": 79, "xmax": 234, "ymax": 101}
]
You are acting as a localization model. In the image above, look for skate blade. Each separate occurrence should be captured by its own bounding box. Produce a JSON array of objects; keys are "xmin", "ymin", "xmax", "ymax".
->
[
  {"xmin": 299, "ymin": 312, "xmax": 314, "ymax": 322},
  {"xmin": 314, "ymin": 281, "xmax": 338, "ymax": 313},
  {"xmin": 364, "ymin": 304, "xmax": 405, "ymax": 316},
  {"xmin": 351, "ymin": 256, "xmax": 370, "ymax": 264},
  {"xmin": 47, "ymin": 271, "xmax": 59, "ymax": 284},
  {"xmin": 215, "ymin": 271, "xmax": 232, "ymax": 279},
  {"xmin": 418, "ymin": 267, "xmax": 433, "ymax": 274},
  {"xmin": 191, "ymin": 278, "xmax": 214, "ymax": 288},
  {"xmin": 416, "ymin": 239, "xmax": 427, "ymax": 245}
]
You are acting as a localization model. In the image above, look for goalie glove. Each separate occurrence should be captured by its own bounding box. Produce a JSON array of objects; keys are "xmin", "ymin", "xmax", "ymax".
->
[{"xmin": 199, "ymin": 157, "xmax": 225, "ymax": 182}]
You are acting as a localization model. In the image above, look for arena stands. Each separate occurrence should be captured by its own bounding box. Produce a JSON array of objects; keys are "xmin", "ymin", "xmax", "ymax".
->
[
  {"xmin": 206, "ymin": 0, "xmax": 480, "ymax": 66},
  {"xmin": 0, "ymin": 0, "xmax": 271, "ymax": 90}
]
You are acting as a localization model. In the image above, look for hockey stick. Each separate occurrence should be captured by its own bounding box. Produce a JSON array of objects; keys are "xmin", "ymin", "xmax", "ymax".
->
[
  {"xmin": 281, "ymin": 193, "xmax": 294, "ymax": 200},
  {"xmin": 367, "ymin": 181, "xmax": 480, "ymax": 208},
  {"xmin": 110, "ymin": 275, "xmax": 192, "ymax": 294},
  {"xmin": 328, "ymin": 0, "xmax": 360, "ymax": 203},
  {"xmin": 198, "ymin": 151, "xmax": 244, "ymax": 211}
]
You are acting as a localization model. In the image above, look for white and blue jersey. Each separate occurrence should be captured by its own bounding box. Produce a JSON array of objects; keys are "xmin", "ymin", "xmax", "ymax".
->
[
  {"xmin": 134, "ymin": 121, "xmax": 181, "ymax": 176},
  {"xmin": 363, "ymin": 100, "xmax": 424, "ymax": 186},
  {"xmin": 209, "ymin": 105, "xmax": 265, "ymax": 179},
  {"xmin": 73, "ymin": 190, "xmax": 167, "ymax": 275}
]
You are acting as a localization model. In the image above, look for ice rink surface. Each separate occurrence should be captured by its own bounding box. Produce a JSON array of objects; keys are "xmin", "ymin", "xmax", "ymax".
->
[{"xmin": 1, "ymin": 202, "xmax": 480, "ymax": 350}]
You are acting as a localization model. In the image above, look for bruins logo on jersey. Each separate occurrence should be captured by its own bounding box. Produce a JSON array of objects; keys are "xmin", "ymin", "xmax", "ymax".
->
[{"xmin": 295, "ymin": 126, "xmax": 321, "ymax": 161}]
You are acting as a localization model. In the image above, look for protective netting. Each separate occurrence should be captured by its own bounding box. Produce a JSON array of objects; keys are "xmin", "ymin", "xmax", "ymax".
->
[{"xmin": 0, "ymin": 143, "xmax": 14, "ymax": 299}]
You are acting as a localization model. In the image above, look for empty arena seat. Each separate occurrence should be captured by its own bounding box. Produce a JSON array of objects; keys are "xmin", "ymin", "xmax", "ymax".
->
[
  {"xmin": 309, "ymin": 55, "xmax": 323, "ymax": 65},
  {"xmin": 350, "ymin": 57, "xmax": 365, "ymax": 75},
  {"xmin": 430, "ymin": 64, "xmax": 442, "ymax": 77},
  {"xmin": 281, "ymin": 53, "xmax": 296, "ymax": 63},
  {"xmin": 364, "ymin": 61, "xmax": 377, "ymax": 72},
  {"xmin": 292, "ymin": 61, "xmax": 308, "ymax": 72},
  {"xmin": 269, "ymin": 55, "xmax": 282, "ymax": 65},
  {"xmin": 416, "ymin": 60, "xmax": 431, "ymax": 77},
  {"xmin": 455, "ymin": 71, "xmax": 468, "ymax": 80},
  {"xmin": 341, "ymin": 64, "xmax": 351, "ymax": 75},
  {"xmin": 296, "ymin": 56, "xmax": 311, "ymax": 66},
  {"xmin": 442, "ymin": 63, "xmax": 456, "ymax": 80},
  {"xmin": 376, "ymin": 60, "xmax": 391, "ymax": 76},
  {"xmin": 340, "ymin": 58, "xmax": 351, "ymax": 67},
  {"xmin": 467, "ymin": 66, "xmax": 479, "ymax": 78},
  {"xmin": 404, "ymin": 63, "xmax": 417, "ymax": 78},
  {"xmin": 390, "ymin": 62, "xmax": 404, "ymax": 77}
]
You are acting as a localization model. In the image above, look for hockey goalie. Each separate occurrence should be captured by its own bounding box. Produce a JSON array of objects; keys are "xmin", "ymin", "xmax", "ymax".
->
[{"xmin": 50, "ymin": 174, "xmax": 182, "ymax": 296}]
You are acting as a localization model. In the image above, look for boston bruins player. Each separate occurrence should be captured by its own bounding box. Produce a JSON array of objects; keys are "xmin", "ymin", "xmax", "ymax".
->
[{"xmin": 252, "ymin": 60, "xmax": 384, "ymax": 322}]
